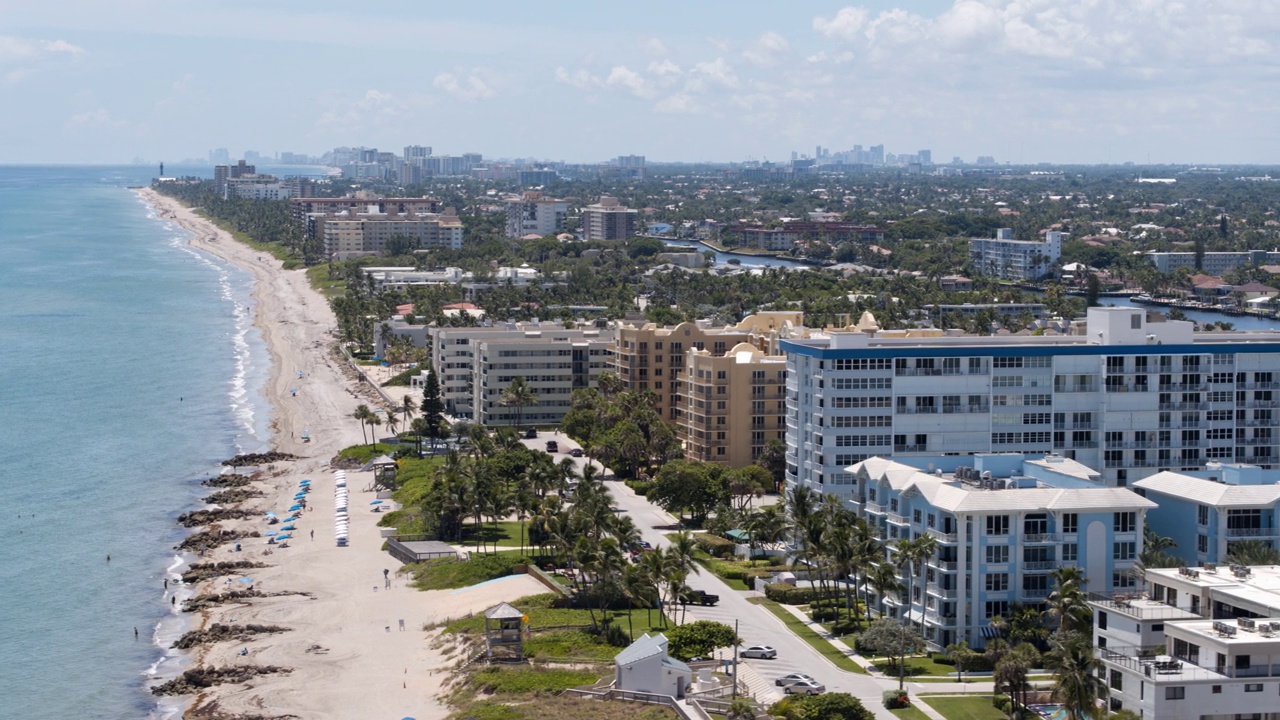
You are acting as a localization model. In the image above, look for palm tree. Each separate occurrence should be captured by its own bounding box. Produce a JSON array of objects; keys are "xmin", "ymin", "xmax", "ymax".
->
[
  {"xmin": 868, "ymin": 561, "xmax": 903, "ymax": 620},
  {"xmin": 366, "ymin": 411, "xmax": 382, "ymax": 448},
  {"xmin": 1048, "ymin": 566, "xmax": 1091, "ymax": 636},
  {"xmin": 724, "ymin": 698, "xmax": 757, "ymax": 720},
  {"xmin": 1227, "ymin": 539, "xmax": 1280, "ymax": 565},
  {"xmin": 638, "ymin": 549, "xmax": 671, "ymax": 628},
  {"xmin": 500, "ymin": 376, "xmax": 539, "ymax": 429},
  {"xmin": 400, "ymin": 393, "xmax": 417, "ymax": 429},
  {"xmin": 1049, "ymin": 632, "xmax": 1105, "ymax": 720},
  {"xmin": 622, "ymin": 564, "xmax": 657, "ymax": 637},
  {"xmin": 352, "ymin": 404, "xmax": 373, "ymax": 446},
  {"xmin": 946, "ymin": 640, "xmax": 978, "ymax": 683}
]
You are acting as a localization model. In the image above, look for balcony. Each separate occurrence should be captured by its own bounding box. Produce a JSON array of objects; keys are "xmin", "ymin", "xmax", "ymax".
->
[
  {"xmin": 1239, "ymin": 437, "xmax": 1275, "ymax": 446},
  {"xmin": 1239, "ymin": 456, "xmax": 1277, "ymax": 465},
  {"xmin": 1087, "ymin": 592, "xmax": 1202, "ymax": 620},
  {"xmin": 896, "ymin": 405, "xmax": 939, "ymax": 415},
  {"xmin": 1159, "ymin": 402, "xmax": 1207, "ymax": 411},
  {"xmin": 894, "ymin": 444, "xmax": 927, "ymax": 453},
  {"xmin": 887, "ymin": 513, "xmax": 909, "ymax": 526},
  {"xmin": 943, "ymin": 404, "xmax": 990, "ymax": 414},
  {"xmin": 895, "ymin": 368, "xmax": 966, "ymax": 377},
  {"xmin": 1023, "ymin": 560, "xmax": 1057, "ymax": 571},
  {"xmin": 1022, "ymin": 533, "xmax": 1057, "ymax": 544},
  {"xmin": 927, "ymin": 528, "xmax": 958, "ymax": 543},
  {"xmin": 1247, "ymin": 401, "xmax": 1280, "ymax": 409},
  {"xmin": 1157, "ymin": 383, "xmax": 1208, "ymax": 392},
  {"xmin": 865, "ymin": 502, "xmax": 886, "ymax": 515},
  {"xmin": 926, "ymin": 582, "xmax": 957, "ymax": 599},
  {"xmin": 928, "ymin": 558, "xmax": 959, "ymax": 573},
  {"xmin": 1054, "ymin": 422, "xmax": 1098, "ymax": 430},
  {"xmin": 1226, "ymin": 526, "xmax": 1279, "ymax": 538},
  {"xmin": 1238, "ymin": 382, "xmax": 1280, "ymax": 390},
  {"xmin": 1020, "ymin": 587, "xmax": 1050, "ymax": 600}
]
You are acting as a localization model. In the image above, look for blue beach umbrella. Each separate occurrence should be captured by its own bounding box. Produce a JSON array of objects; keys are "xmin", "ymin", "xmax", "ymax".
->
[
  {"xmin": 299, "ymin": 480, "xmax": 311, "ymax": 486},
  {"xmin": 239, "ymin": 577, "xmax": 254, "ymax": 583},
  {"xmin": 265, "ymin": 531, "xmax": 278, "ymax": 536},
  {"xmin": 285, "ymin": 515, "xmax": 300, "ymax": 522},
  {"xmin": 280, "ymin": 524, "xmax": 296, "ymax": 531},
  {"xmin": 265, "ymin": 511, "xmax": 277, "ymax": 517},
  {"xmin": 289, "ymin": 504, "xmax": 302, "ymax": 512},
  {"xmin": 276, "ymin": 534, "xmax": 292, "ymax": 541},
  {"xmin": 370, "ymin": 500, "xmax": 383, "ymax": 505}
]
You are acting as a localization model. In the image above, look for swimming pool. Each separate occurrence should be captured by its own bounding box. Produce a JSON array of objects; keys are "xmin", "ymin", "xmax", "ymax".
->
[{"xmin": 1028, "ymin": 704, "xmax": 1068, "ymax": 720}]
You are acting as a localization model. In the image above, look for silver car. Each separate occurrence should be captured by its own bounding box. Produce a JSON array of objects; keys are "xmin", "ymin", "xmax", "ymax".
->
[
  {"xmin": 775, "ymin": 673, "xmax": 816, "ymax": 687},
  {"xmin": 784, "ymin": 679, "xmax": 825, "ymax": 695},
  {"xmin": 740, "ymin": 645, "xmax": 777, "ymax": 659}
]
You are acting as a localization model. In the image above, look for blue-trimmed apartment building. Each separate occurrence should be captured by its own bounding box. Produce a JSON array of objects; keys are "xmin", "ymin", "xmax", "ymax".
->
[
  {"xmin": 782, "ymin": 307, "xmax": 1280, "ymax": 491},
  {"xmin": 850, "ymin": 454, "xmax": 1154, "ymax": 649},
  {"xmin": 1134, "ymin": 463, "xmax": 1280, "ymax": 566}
]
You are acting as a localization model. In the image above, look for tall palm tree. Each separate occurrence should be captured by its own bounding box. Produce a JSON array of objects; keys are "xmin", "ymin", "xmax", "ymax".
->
[
  {"xmin": 500, "ymin": 376, "xmax": 539, "ymax": 429},
  {"xmin": 1049, "ymin": 633, "xmax": 1105, "ymax": 720},
  {"xmin": 352, "ymin": 404, "xmax": 373, "ymax": 446},
  {"xmin": 868, "ymin": 561, "xmax": 903, "ymax": 620},
  {"xmin": 638, "ymin": 549, "xmax": 671, "ymax": 628},
  {"xmin": 621, "ymin": 564, "xmax": 657, "ymax": 638},
  {"xmin": 1048, "ymin": 566, "xmax": 1091, "ymax": 636},
  {"xmin": 365, "ymin": 411, "xmax": 382, "ymax": 449},
  {"xmin": 399, "ymin": 394, "xmax": 417, "ymax": 429}
]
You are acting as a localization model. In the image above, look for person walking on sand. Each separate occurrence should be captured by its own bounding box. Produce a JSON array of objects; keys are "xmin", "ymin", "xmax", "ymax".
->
[
  {"xmin": 310, "ymin": 529, "xmax": 314, "ymax": 540},
  {"xmin": 383, "ymin": 568, "xmax": 390, "ymax": 588}
]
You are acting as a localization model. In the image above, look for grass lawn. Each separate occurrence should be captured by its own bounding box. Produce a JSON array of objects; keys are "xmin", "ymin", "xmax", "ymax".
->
[
  {"xmin": 445, "ymin": 593, "xmax": 668, "ymax": 644},
  {"xmin": 304, "ymin": 264, "xmax": 347, "ymax": 298},
  {"xmin": 918, "ymin": 695, "xmax": 1010, "ymax": 720},
  {"xmin": 449, "ymin": 695, "xmax": 679, "ymax": 720},
  {"xmin": 891, "ymin": 704, "xmax": 934, "ymax": 720},
  {"xmin": 404, "ymin": 553, "xmax": 532, "ymax": 590},
  {"xmin": 461, "ymin": 520, "xmax": 533, "ymax": 549},
  {"xmin": 747, "ymin": 597, "xmax": 865, "ymax": 674},
  {"xmin": 871, "ymin": 655, "xmax": 960, "ymax": 678}
]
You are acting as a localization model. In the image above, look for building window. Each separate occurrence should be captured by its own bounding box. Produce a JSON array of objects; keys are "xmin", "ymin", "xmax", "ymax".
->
[
  {"xmin": 1109, "ymin": 670, "xmax": 1123, "ymax": 690},
  {"xmin": 986, "ymin": 546, "xmax": 1009, "ymax": 564},
  {"xmin": 1113, "ymin": 572, "xmax": 1136, "ymax": 589},
  {"xmin": 1098, "ymin": 611, "xmax": 1107, "ymax": 630},
  {"xmin": 985, "ymin": 574, "xmax": 1008, "ymax": 592},
  {"xmin": 1062, "ymin": 544, "xmax": 1078, "ymax": 562},
  {"xmin": 986, "ymin": 516, "xmax": 1010, "ymax": 536},
  {"xmin": 1245, "ymin": 684, "xmax": 1264, "ymax": 693},
  {"xmin": 1211, "ymin": 685, "xmax": 1221, "ymax": 694},
  {"xmin": 1114, "ymin": 542, "xmax": 1136, "ymax": 561},
  {"xmin": 1062, "ymin": 513, "xmax": 1078, "ymax": 534},
  {"xmin": 1164, "ymin": 687, "xmax": 1185, "ymax": 700},
  {"xmin": 1114, "ymin": 512, "xmax": 1136, "ymax": 533},
  {"xmin": 1198, "ymin": 505, "xmax": 1210, "ymax": 525},
  {"xmin": 1198, "ymin": 535, "xmax": 1209, "ymax": 554}
]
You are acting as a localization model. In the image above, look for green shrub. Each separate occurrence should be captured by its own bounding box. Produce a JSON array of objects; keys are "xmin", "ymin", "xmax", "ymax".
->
[
  {"xmin": 471, "ymin": 666, "xmax": 599, "ymax": 695},
  {"xmin": 992, "ymin": 694, "xmax": 1010, "ymax": 710},
  {"xmin": 625, "ymin": 479, "xmax": 653, "ymax": 496},
  {"xmin": 694, "ymin": 533, "xmax": 736, "ymax": 559},
  {"xmin": 381, "ymin": 365, "xmax": 424, "ymax": 386},
  {"xmin": 931, "ymin": 652, "xmax": 956, "ymax": 666},
  {"xmin": 809, "ymin": 608, "xmax": 839, "ymax": 622},
  {"xmin": 764, "ymin": 583, "xmax": 815, "ymax": 604},
  {"xmin": 405, "ymin": 554, "xmax": 531, "ymax": 590},
  {"xmin": 882, "ymin": 689, "xmax": 911, "ymax": 709}
]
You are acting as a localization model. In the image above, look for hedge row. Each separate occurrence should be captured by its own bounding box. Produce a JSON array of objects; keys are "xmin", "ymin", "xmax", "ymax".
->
[
  {"xmin": 764, "ymin": 583, "xmax": 816, "ymax": 604},
  {"xmin": 625, "ymin": 479, "xmax": 653, "ymax": 496},
  {"xmin": 694, "ymin": 533, "xmax": 736, "ymax": 559}
]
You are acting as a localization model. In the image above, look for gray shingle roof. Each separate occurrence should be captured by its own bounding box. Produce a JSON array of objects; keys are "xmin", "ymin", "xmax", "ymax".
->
[{"xmin": 1134, "ymin": 472, "xmax": 1280, "ymax": 507}]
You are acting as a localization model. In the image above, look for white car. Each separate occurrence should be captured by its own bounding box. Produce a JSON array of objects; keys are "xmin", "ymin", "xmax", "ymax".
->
[
  {"xmin": 775, "ymin": 673, "xmax": 816, "ymax": 687},
  {"xmin": 740, "ymin": 645, "xmax": 777, "ymax": 659},
  {"xmin": 784, "ymin": 679, "xmax": 825, "ymax": 695}
]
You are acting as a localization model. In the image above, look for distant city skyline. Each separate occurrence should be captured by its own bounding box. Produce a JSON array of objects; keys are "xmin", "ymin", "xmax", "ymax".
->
[{"xmin": 4, "ymin": 1, "xmax": 1279, "ymax": 165}]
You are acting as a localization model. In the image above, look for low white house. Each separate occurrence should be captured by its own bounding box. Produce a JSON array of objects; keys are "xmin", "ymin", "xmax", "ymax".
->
[{"xmin": 613, "ymin": 633, "xmax": 692, "ymax": 698}]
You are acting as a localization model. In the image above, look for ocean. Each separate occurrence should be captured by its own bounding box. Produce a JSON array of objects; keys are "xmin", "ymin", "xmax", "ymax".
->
[{"xmin": 0, "ymin": 165, "xmax": 280, "ymax": 719}]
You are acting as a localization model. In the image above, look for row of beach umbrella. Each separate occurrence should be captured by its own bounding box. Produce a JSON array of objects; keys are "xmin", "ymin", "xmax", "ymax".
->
[
  {"xmin": 266, "ymin": 478, "xmax": 311, "ymax": 544},
  {"xmin": 335, "ymin": 471, "xmax": 349, "ymax": 546}
]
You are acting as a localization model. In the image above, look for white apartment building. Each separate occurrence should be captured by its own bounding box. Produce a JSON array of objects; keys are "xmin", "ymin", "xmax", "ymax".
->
[
  {"xmin": 968, "ymin": 228, "xmax": 1063, "ymax": 281},
  {"xmin": 782, "ymin": 307, "xmax": 1280, "ymax": 491},
  {"xmin": 426, "ymin": 323, "xmax": 615, "ymax": 423},
  {"xmin": 1147, "ymin": 251, "xmax": 1280, "ymax": 275},
  {"xmin": 851, "ymin": 455, "xmax": 1154, "ymax": 650},
  {"xmin": 224, "ymin": 176, "xmax": 296, "ymax": 200},
  {"xmin": 581, "ymin": 196, "xmax": 638, "ymax": 241},
  {"xmin": 1093, "ymin": 564, "xmax": 1280, "ymax": 719},
  {"xmin": 319, "ymin": 210, "xmax": 463, "ymax": 260},
  {"xmin": 505, "ymin": 192, "xmax": 568, "ymax": 238}
]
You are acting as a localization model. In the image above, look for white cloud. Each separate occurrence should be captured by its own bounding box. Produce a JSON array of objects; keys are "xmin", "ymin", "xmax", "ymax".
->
[
  {"xmin": 554, "ymin": 66, "xmax": 599, "ymax": 91},
  {"xmin": 640, "ymin": 37, "xmax": 668, "ymax": 56},
  {"xmin": 64, "ymin": 108, "xmax": 123, "ymax": 130},
  {"xmin": 813, "ymin": 7, "xmax": 869, "ymax": 41},
  {"xmin": 433, "ymin": 69, "xmax": 496, "ymax": 101},
  {"xmin": 690, "ymin": 58, "xmax": 739, "ymax": 89},
  {"xmin": 648, "ymin": 59, "xmax": 682, "ymax": 78},
  {"xmin": 743, "ymin": 31, "xmax": 791, "ymax": 67},
  {"xmin": 605, "ymin": 65, "xmax": 655, "ymax": 99},
  {"xmin": 0, "ymin": 34, "xmax": 84, "ymax": 82},
  {"xmin": 654, "ymin": 93, "xmax": 698, "ymax": 115},
  {"xmin": 315, "ymin": 89, "xmax": 412, "ymax": 133}
]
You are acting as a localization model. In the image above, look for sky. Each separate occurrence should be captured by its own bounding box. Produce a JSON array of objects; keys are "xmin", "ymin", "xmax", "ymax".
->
[{"xmin": 3, "ymin": 0, "xmax": 1279, "ymax": 165}]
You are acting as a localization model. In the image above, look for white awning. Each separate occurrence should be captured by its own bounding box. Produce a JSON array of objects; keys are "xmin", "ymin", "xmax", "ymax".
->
[{"xmin": 905, "ymin": 609, "xmax": 924, "ymax": 623}]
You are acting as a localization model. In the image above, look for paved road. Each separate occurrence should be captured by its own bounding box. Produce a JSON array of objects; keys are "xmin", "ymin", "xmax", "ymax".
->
[{"xmin": 518, "ymin": 434, "xmax": 909, "ymax": 717}]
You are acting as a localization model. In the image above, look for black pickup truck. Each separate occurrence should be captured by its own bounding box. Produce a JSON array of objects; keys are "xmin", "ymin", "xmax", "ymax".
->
[{"xmin": 683, "ymin": 590, "xmax": 720, "ymax": 606}]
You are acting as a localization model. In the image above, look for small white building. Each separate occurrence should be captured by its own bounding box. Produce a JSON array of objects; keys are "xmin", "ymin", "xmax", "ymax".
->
[{"xmin": 613, "ymin": 633, "xmax": 692, "ymax": 698}]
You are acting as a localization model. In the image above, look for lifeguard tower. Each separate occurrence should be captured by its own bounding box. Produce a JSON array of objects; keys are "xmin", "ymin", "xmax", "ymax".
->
[{"xmin": 483, "ymin": 602, "xmax": 526, "ymax": 661}]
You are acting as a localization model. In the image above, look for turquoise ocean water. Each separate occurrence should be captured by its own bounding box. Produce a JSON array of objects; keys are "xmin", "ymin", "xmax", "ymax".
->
[{"xmin": 0, "ymin": 165, "xmax": 277, "ymax": 718}]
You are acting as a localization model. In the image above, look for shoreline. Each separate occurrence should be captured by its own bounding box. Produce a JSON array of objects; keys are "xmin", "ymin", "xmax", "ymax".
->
[{"xmin": 136, "ymin": 188, "xmax": 448, "ymax": 719}]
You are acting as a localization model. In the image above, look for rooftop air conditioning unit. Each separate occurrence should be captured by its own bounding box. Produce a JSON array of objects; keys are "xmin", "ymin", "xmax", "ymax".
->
[{"xmin": 1240, "ymin": 618, "xmax": 1257, "ymax": 631}]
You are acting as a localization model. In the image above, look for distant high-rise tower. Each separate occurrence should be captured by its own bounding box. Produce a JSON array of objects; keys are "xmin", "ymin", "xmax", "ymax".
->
[
  {"xmin": 870, "ymin": 145, "xmax": 885, "ymax": 165},
  {"xmin": 918, "ymin": 149, "xmax": 932, "ymax": 165},
  {"xmin": 404, "ymin": 145, "xmax": 431, "ymax": 161}
]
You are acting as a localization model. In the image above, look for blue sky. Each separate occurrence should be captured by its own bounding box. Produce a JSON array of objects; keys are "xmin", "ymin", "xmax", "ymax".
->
[{"xmin": 3, "ymin": 1, "xmax": 1278, "ymax": 165}]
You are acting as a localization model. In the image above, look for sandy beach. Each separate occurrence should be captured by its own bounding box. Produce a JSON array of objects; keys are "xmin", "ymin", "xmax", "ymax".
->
[{"xmin": 139, "ymin": 189, "xmax": 542, "ymax": 719}]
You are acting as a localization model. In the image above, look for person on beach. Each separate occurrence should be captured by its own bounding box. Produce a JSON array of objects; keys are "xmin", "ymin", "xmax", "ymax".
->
[{"xmin": 383, "ymin": 568, "xmax": 390, "ymax": 588}]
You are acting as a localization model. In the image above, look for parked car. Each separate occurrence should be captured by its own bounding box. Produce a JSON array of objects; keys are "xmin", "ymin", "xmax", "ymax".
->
[
  {"xmin": 525, "ymin": 427, "xmax": 537, "ymax": 439},
  {"xmin": 569, "ymin": 447, "xmax": 583, "ymax": 457},
  {"xmin": 783, "ymin": 679, "xmax": 824, "ymax": 695},
  {"xmin": 775, "ymin": 673, "xmax": 816, "ymax": 687},
  {"xmin": 545, "ymin": 440, "xmax": 558, "ymax": 453},
  {"xmin": 740, "ymin": 645, "xmax": 777, "ymax": 659}
]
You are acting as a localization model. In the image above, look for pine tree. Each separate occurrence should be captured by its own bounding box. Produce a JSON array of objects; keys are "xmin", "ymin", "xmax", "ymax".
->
[{"xmin": 422, "ymin": 369, "xmax": 447, "ymax": 452}]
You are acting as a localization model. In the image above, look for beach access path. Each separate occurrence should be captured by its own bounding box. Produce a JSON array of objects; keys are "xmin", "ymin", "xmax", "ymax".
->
[{"xmin": 140, "ymin": 189, "xmax": 511, "ymax": 720}]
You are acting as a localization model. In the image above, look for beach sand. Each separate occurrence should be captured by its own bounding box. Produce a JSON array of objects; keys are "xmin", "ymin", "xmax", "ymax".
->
[{"xmin": 140, "ymin": 189, "xmax": 541, "ymax": 719}]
